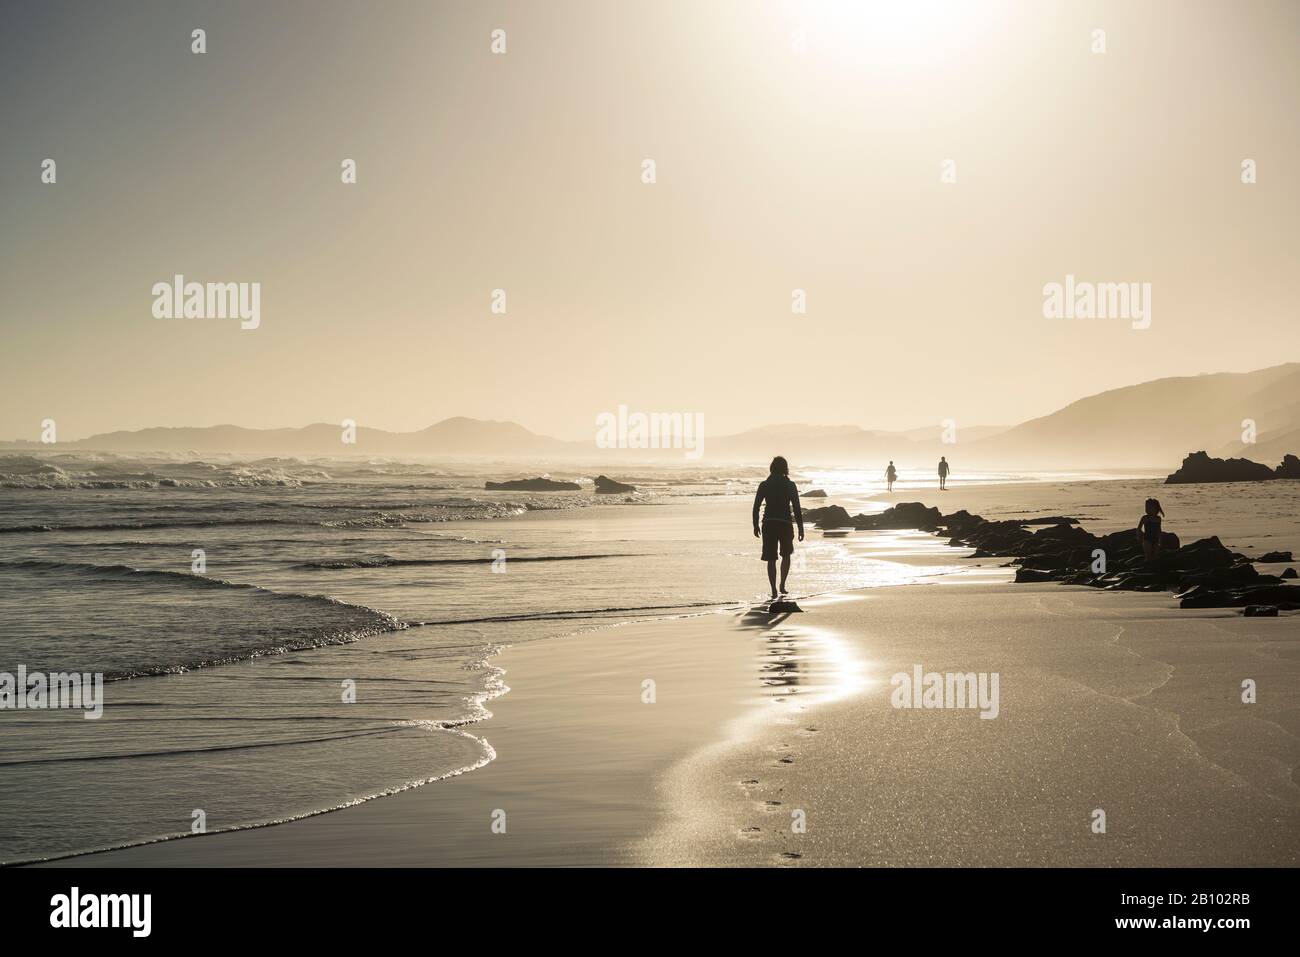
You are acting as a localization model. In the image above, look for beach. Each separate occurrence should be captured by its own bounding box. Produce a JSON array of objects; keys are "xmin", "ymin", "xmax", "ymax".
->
[{"xmin": 31, "ymin": 473, "xmax": 1299, "ymax": 868}]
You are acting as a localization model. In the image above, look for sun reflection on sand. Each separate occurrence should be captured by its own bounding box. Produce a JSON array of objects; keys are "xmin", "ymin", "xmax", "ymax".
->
[{"xmin": 737, "ymin": 593, "xmax": 873, "ymax": 712}]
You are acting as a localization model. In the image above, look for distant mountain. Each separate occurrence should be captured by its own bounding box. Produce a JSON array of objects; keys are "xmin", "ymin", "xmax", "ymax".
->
[
  {"xmin": 962, "ymin": 363, "xmax": 1300, "ymax": 469},
  {"xmin": 3, "ymin": 364, "xmax": 1296, "ymax": 469},
  {"xmin": 35, "ymin": 418, "xmax": 575, "ymax": 457}
]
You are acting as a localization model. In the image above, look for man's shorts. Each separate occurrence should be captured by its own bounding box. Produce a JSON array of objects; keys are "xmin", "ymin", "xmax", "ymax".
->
[{"xmin": 761, "ymin": 520, "xmax": 795, "ymax": 561}]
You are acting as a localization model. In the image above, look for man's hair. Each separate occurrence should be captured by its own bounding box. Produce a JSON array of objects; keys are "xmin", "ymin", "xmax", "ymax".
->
[{"xmin": 770, "ymin": 456, "xmax": 789, "ymax": 476}]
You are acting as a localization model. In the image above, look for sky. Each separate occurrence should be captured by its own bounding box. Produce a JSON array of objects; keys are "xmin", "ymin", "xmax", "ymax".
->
[{"xmin": 1, "ymin": 0, "xmax": 1297, "ymax": 442}]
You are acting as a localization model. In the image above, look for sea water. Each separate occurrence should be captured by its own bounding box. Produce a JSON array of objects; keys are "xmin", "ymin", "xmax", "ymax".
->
[{"xmin": 0, "ymin": 453, "xmax": 1035, "ymax": 863}]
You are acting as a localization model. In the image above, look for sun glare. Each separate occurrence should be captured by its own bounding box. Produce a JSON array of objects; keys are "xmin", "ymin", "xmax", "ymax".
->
[{"xmin": 779, "ymin": 0, "xmax": 993, "ymax": 67}]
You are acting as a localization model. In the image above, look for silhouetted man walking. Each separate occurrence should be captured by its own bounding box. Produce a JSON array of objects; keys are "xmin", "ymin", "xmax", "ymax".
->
[
  {"xmin": 752, "ymin": 456, "xmax": 803, "ymax": 600},
  {"xmin": 938, "ymin": 456, "xmax": 950, "ymax": 490}
]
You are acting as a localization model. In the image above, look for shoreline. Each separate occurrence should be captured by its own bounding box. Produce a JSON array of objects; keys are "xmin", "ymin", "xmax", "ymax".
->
[
  {"xmin": 34, "ymin": 480, "xmax": 1300, "ymax": 868},
  {"xmin": 47, "ymin": 568, "xmax": 1300, "ymax": 868},
  {"xmin": 41, "ymin": 606, "xmax": 760, "ymax": 867}
]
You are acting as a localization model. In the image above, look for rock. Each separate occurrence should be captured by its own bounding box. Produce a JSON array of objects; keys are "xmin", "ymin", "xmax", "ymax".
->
[
  {"xmin": 1014, "ymin": 568, "xmax": 1059, "ymax": 583},
  {"xmin": 1254, "ymin": 551, "xmax": 1293, "ymax": 563},
  {"xmin": 806, "ymin": 504, "xmax": 853, "ymax": 529},
  {"xmin": 1030, "ymin": 523, "xmax": 1096, "ymax": 545},
  {"xmin": 765, "ymin": 600, "xmax": 803, "ymax": 613},
  {"xmin": 485, "ymin": 477, "xmax": 582, "ymax": 491},
  {"xmin": 1161, "ymin": 531, "xmax": 1181, "ymax": 551},
  {"xmin": 1162, "ymin": 536, "xmax": 1235, "ymax": 570},
  {"xmin": 1164, "ymin": 450, "xmax": 1278, "ymax": 484},
  {"xmin": 1283, "ymin": 568, "xmax": 1297, "ymax": 579},
  {"xmin": 1276, "ymin": 454, "xmax": 1300, "ymax": 479},
  {"xmin": 1243, "ymin": 605, "xmax": 1279, "ymax": 617},
  {"xmin": 1179, "ymin": 584, "xmax": 1300, "ymax": 610},
  {"xmin": 851, "ymin": 502, "xmax": 944, "ymax": 530},
  {"xmin": 807, "ymin": 501, "xmax": 943, "ymax": 531},
  {"xmin": 941, "ymin": 510, "xmax": 984, "ymax": 534},
  {"xmin": 1019, "ymin": 516, "xmax": 1080, "ymax": 526},
  {"xmin": 592, "ymin": 475, "xmax": 636, "ymax": 494},
  {"xmin": 1174, "ymin": 563, "xmax": 1262, "ymax": 591},
  {"xmin": 802, "ymin": 489, "xmax": 828, "ymax": 498}
]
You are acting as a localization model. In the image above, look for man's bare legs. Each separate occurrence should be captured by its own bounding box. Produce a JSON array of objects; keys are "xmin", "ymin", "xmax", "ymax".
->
[{"xmin": 765, "ymin": 555, "xmax": 792, "ymax": 599}]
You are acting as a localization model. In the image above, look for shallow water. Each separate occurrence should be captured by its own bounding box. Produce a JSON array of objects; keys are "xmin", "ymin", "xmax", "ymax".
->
[{"xmin": 0, "ymin": 456, "xmax": 1152, "ymax": 863}]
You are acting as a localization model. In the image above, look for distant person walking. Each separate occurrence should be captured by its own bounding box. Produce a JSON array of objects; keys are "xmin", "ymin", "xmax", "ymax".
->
[
  {"xmin": 1138, "ymin": 497, "xmax": 1164, "ymax": 563},
  {"xmin": 938, "ymin": 456, "xmax": 950, "ymax": 491},
  {"xmin": 885, "ymin": 461, "xmax": 897, "ymax": 492},
  {"xmin": 752, "ymin": 456, "xmax": 804, "ymax": 600}
]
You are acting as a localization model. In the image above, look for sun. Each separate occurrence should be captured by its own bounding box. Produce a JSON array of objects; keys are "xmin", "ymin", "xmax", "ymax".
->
[{"xmin": 778, "ymin": 0, "xmax": 995, "ymax": 68}]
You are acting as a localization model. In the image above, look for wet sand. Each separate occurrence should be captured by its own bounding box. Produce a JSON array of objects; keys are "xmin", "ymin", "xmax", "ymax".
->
[
  {"xmin": 46, "ymin": 480, "xmax": 1300, "ymax": 868},
  {"xmin": 52, "ymin": 575, "xmax": 1299, "ymax": 867}
]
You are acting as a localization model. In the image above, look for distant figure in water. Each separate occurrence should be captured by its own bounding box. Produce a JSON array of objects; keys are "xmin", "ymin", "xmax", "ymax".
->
[
  {"xmin": 753, "ymin": 455, "xmax": 804, "ymax": 600},
  {"xmin": 937, "ymin": 456, "xmax": 950, "ymax": 490},
  {"xmin": 1138, "ymin": 497, "xmax": 1165, "ymax": 563},
  {"xmin": 885, "ymin": 461, "xmax": 897, "ymax": 491}
]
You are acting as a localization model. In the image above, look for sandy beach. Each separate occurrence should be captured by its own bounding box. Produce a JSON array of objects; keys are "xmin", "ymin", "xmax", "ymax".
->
[{"xmin": 45, "ymin": 479, "xmax": 1299, "ymax": 869}]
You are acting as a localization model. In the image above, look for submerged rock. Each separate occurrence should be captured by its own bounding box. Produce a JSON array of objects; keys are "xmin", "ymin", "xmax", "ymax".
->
[
  {"xmin": 485, "ymin": 477, "xmax": 582, "ymax": 491},
  {"xmin": 592, "ymin": 475, "xmax": 637, "ymax": 494}
]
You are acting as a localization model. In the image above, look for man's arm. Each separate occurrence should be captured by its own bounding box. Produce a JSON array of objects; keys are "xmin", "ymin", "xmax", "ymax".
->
[
  {"xmin": 752, "ymin": 485, "xmax": 764, "ymax": 532},
  {"xmin": 792, "ymin": 484, "xmax": 803, "ymax": 537}
]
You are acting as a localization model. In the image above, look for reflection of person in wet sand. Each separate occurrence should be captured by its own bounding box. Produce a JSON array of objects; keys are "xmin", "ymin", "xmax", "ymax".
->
[
  {"xmin": 752, "ymin": 456, "xmax": 804, "ymax": 600},
  {"xmin": 885, "ymin": 461, "xmax": 897, "ymax": 491},
  {"xmin": 938, "ymin": 456, "xmax": 950, "ymax": 490}
]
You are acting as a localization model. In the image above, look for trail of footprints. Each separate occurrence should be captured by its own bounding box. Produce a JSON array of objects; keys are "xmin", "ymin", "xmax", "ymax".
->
[{"xmin": 735, "ymin": 626, "xmax": 823, "ymax": 864}]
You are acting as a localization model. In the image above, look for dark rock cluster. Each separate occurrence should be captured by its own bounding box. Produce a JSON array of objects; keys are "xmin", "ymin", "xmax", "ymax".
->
[
  {"xmin": 803, "ymin": 501, "xmax": 1300, "ymax": 614},
  {"xmin": 1165, "ymin": 450, "xmax": 1300, "ymax": 484}
]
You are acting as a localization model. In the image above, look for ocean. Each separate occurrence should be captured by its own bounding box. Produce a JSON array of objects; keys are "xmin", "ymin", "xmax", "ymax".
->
[{"xmin": 0, "ymin": 452, "xmax": 1100, "ymax": 864}]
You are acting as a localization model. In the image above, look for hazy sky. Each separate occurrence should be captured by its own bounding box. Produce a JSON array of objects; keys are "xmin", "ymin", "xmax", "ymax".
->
[{"xmin": 2, "ymin": 0, "xmax": 1297, "ymax": 441}]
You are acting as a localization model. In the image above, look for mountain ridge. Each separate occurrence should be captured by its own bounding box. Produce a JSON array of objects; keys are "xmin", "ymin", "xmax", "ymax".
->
[{"xmin": 3, "ymin": 363, "xmax": 1296, "ymax": 468}]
